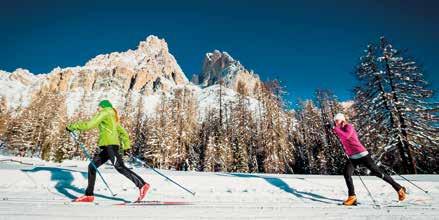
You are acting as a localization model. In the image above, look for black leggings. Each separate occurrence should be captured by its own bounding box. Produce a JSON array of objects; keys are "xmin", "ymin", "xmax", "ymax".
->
[
  {"xmin": 85, "ymin": 145, "xmax": 146, "ymax": 196},
  {"xmin": 344, "ymin": 154, "xmax": 402, "ymax": 196}
]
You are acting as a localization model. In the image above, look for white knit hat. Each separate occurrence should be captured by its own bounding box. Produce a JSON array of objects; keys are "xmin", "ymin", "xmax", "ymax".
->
[{"xmin": 334, "ymin": 113, "xmax": 346, "ymax": 122}]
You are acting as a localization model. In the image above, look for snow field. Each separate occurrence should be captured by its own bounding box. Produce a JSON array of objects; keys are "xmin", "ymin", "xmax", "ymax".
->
[{"xmin": 0, "ymin": 156, "xmax": 438, "ymax": 220}]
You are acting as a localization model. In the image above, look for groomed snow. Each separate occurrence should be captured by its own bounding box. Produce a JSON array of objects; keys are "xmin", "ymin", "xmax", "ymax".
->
[{"xmin": 0, "ymin": 155, "xmax": 437, "ymax": 220}]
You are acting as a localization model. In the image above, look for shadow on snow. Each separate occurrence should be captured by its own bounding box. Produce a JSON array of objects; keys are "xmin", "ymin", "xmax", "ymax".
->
[
  {"xmin": 218, "ymin": 173, "xmax": 342, "ymax": 204},
  {"xmin": 22, "ymin": 166, "xmax": 128, "ymax": 202}
]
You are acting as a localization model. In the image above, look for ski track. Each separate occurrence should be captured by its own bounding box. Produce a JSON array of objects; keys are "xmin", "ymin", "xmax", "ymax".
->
[{"xmin": 0, "ymin": 156, "xmax": 438, "ymax": 220}]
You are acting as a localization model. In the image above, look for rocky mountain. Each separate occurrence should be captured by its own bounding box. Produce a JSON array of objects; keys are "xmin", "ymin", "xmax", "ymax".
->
[
  {"xmin": 0, "ymin": 68, "xmax": 42, "ymax": 111},
  {"xmin": 0, "ymin": 36, "xmax": 261, "ymax": 119},
  {"xmin": 196, "ymin": 50, "xmax": 261, "ymax": 96}
]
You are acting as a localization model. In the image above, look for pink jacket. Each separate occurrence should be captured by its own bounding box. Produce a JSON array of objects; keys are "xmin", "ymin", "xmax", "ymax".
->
[{"xmin": 333, "ymin": 124, "xmax": 367, "ymax": 157}]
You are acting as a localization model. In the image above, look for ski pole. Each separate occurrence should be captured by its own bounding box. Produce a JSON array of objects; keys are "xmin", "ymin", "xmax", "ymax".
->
[
  {"xmin": 329, "ymin": 124, "xmax": 379, "ymax": 208},
  {"xmin": 356, "ymin": 169, "xmax": 380, "ymax": 209},
  {"xmin": 69, "ymin": 132, "xmax": 117, "ymax": 197},
  {"xmin": 335, "ymin": 135, "xmax": 380, "ymax": 208},
  {"xmin": 132, "ymin": 156, "xmax": 196, "ymax": 196},
  {"xmin": 380, "ymin": 164, "xmax": 429, "ymax": 194}
]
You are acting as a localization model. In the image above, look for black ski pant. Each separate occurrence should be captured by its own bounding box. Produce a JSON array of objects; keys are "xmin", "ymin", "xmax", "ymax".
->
[
  {"xmin": 344, "ymin": 154, "xmax": 402, "ymax": 196},
  {"xmin": 85, "ymin": 145, "xmax": 145, "ymax": 196}
]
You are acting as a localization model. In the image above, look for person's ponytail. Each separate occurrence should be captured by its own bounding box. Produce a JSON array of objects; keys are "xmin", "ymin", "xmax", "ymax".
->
[{"xmin": 113, "ymin": 108, "xmax": 119, "ymax": 123}]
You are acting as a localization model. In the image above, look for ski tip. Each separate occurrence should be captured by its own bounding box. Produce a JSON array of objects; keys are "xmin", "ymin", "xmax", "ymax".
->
[{"xmin": 115, "ymin": 201, "xmax": 193, "ymax": 206}]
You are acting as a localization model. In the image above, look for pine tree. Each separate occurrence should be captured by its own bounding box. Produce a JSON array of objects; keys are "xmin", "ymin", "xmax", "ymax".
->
[
  {"xmin": 215, "ymin": 80, "xmax": 231, "ymax": 172},
  {"xmin": 36, "ymin": 93, "xmax": 70, "ymax": 161},
  {"xmin": 296, "ymin": 100, "xmax": 325, "ymax": 174},
  {"xmin": 353, "ymin": 37, "xmax": 439, "ymax": 174},
  {"xmin": 0, "ymin": 97, "xmax": 9, "ymax": 139},
  {"xmin": 5, "ymin": 98, "xmax": 39, "ymax": 157},
  {"xmin": 142, "ymin": 115, "xmax": 159, "ymax": 166},
  {"xmin": 315, "ymin": 89, "xmax": 345, "ymax": 174},
  {"xmin": 49, "ymin": 107, "xmax": 73, "ymax": 161},
  {"xmin": 253, "ymin": 81, "xmax": 267, "ymax": 172},
  {"xmin": 160, "ymin": 87, "xmax": 200, "ymax": 170},
  {"xmin": 154, "ymin": 95, "xmax": 177, "ymax": 169},
  {"xmin": 284, "ymin": 110, "xmax": 297, "ymax": 173},
  {"xmin": 229, "ymin": 81, "xmax": 251, "ymax": 172},
  {"xmin": 199, "ymin": 108, "xmax": 219, "ymax": 172},
  {"xmin": 176, "ymin": 87, "xmax": 199, "ymax": 170},
  {"xmin": 258, "ymin": 80, "xmax": 294, "ymax": 173},
  {"xmin": 43, "ymin": 93, "xmax": 70, "ymax": 161},
  {"xmin": 203, "ymin": 135, "xmax": 216, "ymax": 171},
  {"xmin": 128, "ymin": 96, "xmax": 147, "ymax": 158},
  {"xmin": 289, "ymin": 109, "xmax": 310, "ymax": 174}
]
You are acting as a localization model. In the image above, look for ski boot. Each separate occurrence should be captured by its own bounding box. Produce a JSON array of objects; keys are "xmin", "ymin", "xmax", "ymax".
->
[
  {"xmin": 136, "ymin": 183, "xmax": 150, "ymax": 202},
  {"xmin": 343, "ymin": 195, "xmax": 357, "ymax": 206},
  {"xmin": 73, "ymin": 195, "xmax": 94, "ymax": 203},
  {"xmin": 398, "ymin": 187, "xmax": 407, "ymax": 201}
]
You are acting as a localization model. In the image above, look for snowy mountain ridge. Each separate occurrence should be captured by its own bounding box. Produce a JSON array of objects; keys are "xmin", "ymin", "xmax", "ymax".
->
[
  {"xmin": 84, "ymin": 36, "xmax": 185, "ymax": 75},
  {"xmin": 0, "ymin": 35, "xmax": 262, "ymax": 119},
  {"xmin": 196, "ymin": 50, "xmax": 261, "ymax": 96}
]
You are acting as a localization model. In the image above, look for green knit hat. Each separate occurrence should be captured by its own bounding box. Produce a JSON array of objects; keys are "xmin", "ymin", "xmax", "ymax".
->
[{"xmin": 98, "ymin": 100, "xmax": 113, "ymax": 108}]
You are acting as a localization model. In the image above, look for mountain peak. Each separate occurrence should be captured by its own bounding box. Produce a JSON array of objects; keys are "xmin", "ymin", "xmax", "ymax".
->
[
  {"xmin": 137, "ymin": 35, "xmax": 168, "ymax": 53},
  {"xmin": 7, "ymin": 68, "xmax": 37, "ymax": 85},
  {"xmin": 85, "ymin": 35, "xmax": 173, "ymax": 70},
  {"xmin": 199, "ymin": 50, "xmax": 260, "ymax": 95},
  {"xmin": 0, "ymin": 35, "xmax": 188, "ymax": 115}
]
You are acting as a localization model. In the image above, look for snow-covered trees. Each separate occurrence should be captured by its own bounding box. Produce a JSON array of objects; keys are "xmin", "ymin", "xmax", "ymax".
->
[
  {"xmin": 40, "ymin": 93, "xmax": 70, "ymax": 162},
  {"xmin": 0, "ymin": 97, "xmax": 9, "ymax": 141},
  {"xmin": 353, "ymin": 37, "xmax": 439, "ymax": 174},
  {"xmin": 170, "ymin": 87, "xmax": 199, "ymax": 170},
  {"xmin": 315, "ymin": 89, "xmax": 345, "ymax": 174},
  {"xmin": 255, "ymin": 80, "xmax": 294, "ymax": 173},
  {"xmin": 199, "ymin": 107, "xmax": 228, "ymax": 172},
  {"xmin": 199, "ymin": 82, "xmax": 231, "ymax": 172},
  {"xmin": 294, "ymin": 100, "xmax": 324, "ymax": 173},
  {"xmin": 229, "ymin": 81, "xmax": 252, "ymax": 172},
  {"xmin": 139, "ymin": 87, "xmax": 199, "ymax": 170},
  {"xmin": 4, "ymin": 89, "xmax": 71, "ymax": 161},
  {"xmin": 1, "ymin": 37, "xmax": 436, "ymax": 175},
  {"xmin": 198, "ymin": 108, "xmax": 218, "ymax": 171},
  {"xmin": 146, "ymin": 95, "xmax": 175, "ymax": 169},
  {"xmin": 291, "ymin": 90, "xmax": 346, "ymax": 175}
]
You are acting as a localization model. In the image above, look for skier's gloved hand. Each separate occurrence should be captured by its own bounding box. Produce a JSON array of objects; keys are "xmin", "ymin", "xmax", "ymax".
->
[
  {"xmin": 324, "ymin": 123, "xmax": 333, "ymax": 131},
  {"xmin": 66, "ymin": 124, "xmax": 76, "ymax": 132},
  {"xmin": 66, "ymin": 126, "xmax": 73, "ymax": 132}
]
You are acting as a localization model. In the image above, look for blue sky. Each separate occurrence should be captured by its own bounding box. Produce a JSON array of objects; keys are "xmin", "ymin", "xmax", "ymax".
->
[{"xmin": 1, "ymin": 0, "xmax": 438, "ymax": 106}]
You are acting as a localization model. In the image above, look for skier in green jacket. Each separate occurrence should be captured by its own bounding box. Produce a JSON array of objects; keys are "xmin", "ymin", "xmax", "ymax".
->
[{"xmin": 67, "ymin": 100, "xmax": 150, "ymax": 202}]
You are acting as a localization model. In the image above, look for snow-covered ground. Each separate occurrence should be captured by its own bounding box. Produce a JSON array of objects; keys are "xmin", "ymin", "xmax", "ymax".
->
[{"xmin": 0, "ymin": 155, "xmax": 437, "ymax": 220}]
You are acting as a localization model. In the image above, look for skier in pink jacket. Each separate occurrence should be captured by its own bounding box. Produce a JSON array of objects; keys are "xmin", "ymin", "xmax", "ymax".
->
[{"xmin": 331, "ymin": 113, "xmax": 406, "ymax": 206}]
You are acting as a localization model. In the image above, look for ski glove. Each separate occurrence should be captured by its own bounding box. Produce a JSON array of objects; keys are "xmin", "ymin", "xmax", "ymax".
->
[
  {"xmin": 324, "ymin": 123, "xmax": 333, "ymax": 131},
  {"xmin": 66, "ymin": 126, "xmax": 74, "ymax": 132}
]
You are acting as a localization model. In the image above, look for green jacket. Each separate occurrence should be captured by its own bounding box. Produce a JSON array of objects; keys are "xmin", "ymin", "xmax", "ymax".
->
[{"xmin": 67, "ymin": 107, "xmax": 131, "ymax": 150}]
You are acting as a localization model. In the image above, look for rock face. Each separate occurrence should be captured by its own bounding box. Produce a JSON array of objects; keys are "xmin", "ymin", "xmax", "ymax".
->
[
  {"xmin": 0, "ymin": 68, "xmax": 41, "ymax": 111},
  {"xmin": 198, "ymin": 50, "xmax": 261, "ymax": 95},
  {"xmin": 0, "ymin": 36, "xmax": 261, "ymax": 119},
  {"xmin": 5, "ymin": 68, "xmax": 38, "ymax": 85},
  {"xmin": 0, "ymin": 36, "xmax": 188, "ymax": 116},
  {"xmin": 45, "ymin": 35, "xmax": 188, "ymax": 95}
]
